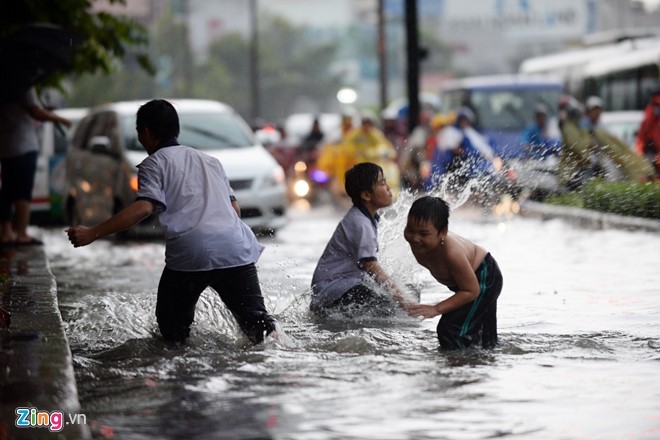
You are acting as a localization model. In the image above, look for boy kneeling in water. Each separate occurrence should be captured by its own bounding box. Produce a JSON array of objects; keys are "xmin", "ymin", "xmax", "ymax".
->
[
  {"xmin": 404, "ymin": 196, "xmax": 503, "ymax": 349},
  {"xmin": 310, "ymin": 162, "xmax": 411, "ymax": 316}
]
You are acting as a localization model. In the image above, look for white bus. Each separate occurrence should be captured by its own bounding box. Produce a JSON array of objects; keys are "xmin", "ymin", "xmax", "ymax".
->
[
  {"xmin": 519, "ymin": 35, "xmax": 660, "ymax": 111},
  {"xmin": 580, "ymin": 43, "xmax": 660, "ymax": 111}
]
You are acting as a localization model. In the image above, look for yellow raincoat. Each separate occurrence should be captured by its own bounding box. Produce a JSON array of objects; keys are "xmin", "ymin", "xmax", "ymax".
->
[{"xmin": 317, "ymin": 126, "xmax": 401, "ymax": 196}]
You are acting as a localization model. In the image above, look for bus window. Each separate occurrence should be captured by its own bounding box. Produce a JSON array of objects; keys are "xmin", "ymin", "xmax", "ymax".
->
[{"xmin": 438, "ymin": 74, "xmax": 564, "ymax": 158}]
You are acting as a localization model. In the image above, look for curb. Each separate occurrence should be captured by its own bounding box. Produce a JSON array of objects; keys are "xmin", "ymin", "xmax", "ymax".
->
[
  {"xmin": 0, "ymin": 245, "xmax": 90, "ymax": 439},
  {"xmin": 519, "ymin": 200, "xmax": 660, "ymax": 232}
]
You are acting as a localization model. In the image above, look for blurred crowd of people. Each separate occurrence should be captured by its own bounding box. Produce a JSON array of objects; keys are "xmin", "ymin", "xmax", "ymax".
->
[
  {"xmin": 260, "ymin": 85, "xmax": 660, "ymax": 205},
  {"xmin": 557, "ymin": 93, "xmax": 655, "ymax": 190}
]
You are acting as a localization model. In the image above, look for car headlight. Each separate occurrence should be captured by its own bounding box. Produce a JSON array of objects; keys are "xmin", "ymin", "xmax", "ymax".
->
[{"xmin": 261, "ymin": 165, "xmax": 286, "ymax": 188}]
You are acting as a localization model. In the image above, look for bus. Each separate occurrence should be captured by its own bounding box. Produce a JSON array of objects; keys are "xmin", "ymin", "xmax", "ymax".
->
[
  {"xmin": 580, "ymin": 43, "xmax": 660, "ymax": 111},
  {"xmin": 519, "ymin": 35, "xmax": 660, "ymax": 111},
  {"xmin": 438, "ymin": 73, "xmax": 565, "ymax": 158}
]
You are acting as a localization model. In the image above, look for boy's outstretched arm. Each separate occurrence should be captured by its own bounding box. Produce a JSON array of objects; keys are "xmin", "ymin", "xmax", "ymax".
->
[
  {"xmin": 407, "ymin": 257, "xmax": 480, "ymax": 319},
  {"xmin": 407, "ymin": 274, "xmax": 479, "ymax": 318},
  {"xmin": 362, "ymin": 260, "xmax": 415, "ymax": 309},
  {"xmin": 66, "ymin": 200, "xmax": 154, "ymax": 247},
  {"xmin": 407, "ymin": 289, "xmax": 478, "ymax": 319}
]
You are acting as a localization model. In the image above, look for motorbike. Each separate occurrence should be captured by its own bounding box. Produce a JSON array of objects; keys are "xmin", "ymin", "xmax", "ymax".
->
[{"xmin": 425, "ymin": 126, "xmax": 521, "ymax": 207}]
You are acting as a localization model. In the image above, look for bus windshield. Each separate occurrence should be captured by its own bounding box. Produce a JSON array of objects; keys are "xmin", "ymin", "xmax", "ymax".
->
[
  {"xmin": 439, "ymin": 75, "xmax": 565, "ymax": 158},
  {"xmin": 442, "ymin": 87, "xmax": 563, "ymax": 131}
]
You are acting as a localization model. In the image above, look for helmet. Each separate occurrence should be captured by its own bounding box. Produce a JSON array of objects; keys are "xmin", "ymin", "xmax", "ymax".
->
[
  {"xmin": 456, "ymin": 106, "xmax": 475, "ymax": 123},
  {"xmin": 534, "ymin": 103, "xmax": 549, "ymax": 115},
  {"xmin": 585, "ymin": 96, "xmax": 603, "ymax": 110},
  {"xmin": 430, "ymin": 112, "xmax": 457, "ymax": 130}
]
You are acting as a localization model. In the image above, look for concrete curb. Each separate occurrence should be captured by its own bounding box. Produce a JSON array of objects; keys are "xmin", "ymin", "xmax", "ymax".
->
[
  {"xmin": 0, "ymin": 245, "xmax": 90, "ymax": 440},
  {"xmin": 519, "ymin": 200, "xmax": 660, "ymax": 232}
]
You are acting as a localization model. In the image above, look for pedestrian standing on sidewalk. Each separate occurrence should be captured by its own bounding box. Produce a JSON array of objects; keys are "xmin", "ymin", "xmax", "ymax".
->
[
  {"xmin": 66, "ymin": 99, "xmax": 278, "ymax": 345},
  {"xmin": 0, "ymin": 87, "xmax": 71, "ymax": 245}
]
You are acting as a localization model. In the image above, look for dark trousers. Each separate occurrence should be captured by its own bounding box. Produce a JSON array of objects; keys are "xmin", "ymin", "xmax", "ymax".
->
[
  {"xmin": 156, "ymin": 263, "xmax": 277, "ymax": 344},
  {"xmin": 0, "ymin": 151, "xmax": 38, "ymax": 221},
  {"xmin": 325, "ymin": 284, "xmax": 398, "ymax": 317},
  {"xmin": 437, "ymin": 253, "xmax": 503, "ymax": 350}
]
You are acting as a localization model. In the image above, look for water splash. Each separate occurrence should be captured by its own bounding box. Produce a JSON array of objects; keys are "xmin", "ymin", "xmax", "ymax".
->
[{"xmin": 429, "ymin": 176, "xmax": 480, "ymax": 211}]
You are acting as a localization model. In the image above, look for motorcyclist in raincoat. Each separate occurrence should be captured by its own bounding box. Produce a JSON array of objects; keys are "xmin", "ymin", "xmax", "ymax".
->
[
  {"xmin": 426, "ymin": 107, "xmax": 511, "ymax": 202},
  {"xmin": 319, "ymin": 112, "xmax": 400, "ymax": 198},
  {"xmin": 559, "ymin": 97, "xmax": 653, "ymax": 190}
]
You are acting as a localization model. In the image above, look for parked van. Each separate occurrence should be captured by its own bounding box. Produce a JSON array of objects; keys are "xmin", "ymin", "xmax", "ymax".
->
[{"xmin": 65, "ymin": 99, "xmax": 287, "ymax": 237}]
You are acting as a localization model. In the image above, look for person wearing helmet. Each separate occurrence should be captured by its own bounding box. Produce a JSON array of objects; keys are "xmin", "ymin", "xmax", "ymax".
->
[
  {"xmin": 581, "ymin": 95, "xmax": 604, "ymax": 132},
  {"xmin": 559, "ymin": 96, "xmax": 653, "ymax": 190},
  {"xmin": 426, "ymin": 106, "xmax": 495, "ymax": 190},
  {"xmin": 342, "ymin": 112, "xmax": 400, "ymax": 196},
  {"xmin": 519, "ymin": 103, "xmax": 561, "ymax": 160}
]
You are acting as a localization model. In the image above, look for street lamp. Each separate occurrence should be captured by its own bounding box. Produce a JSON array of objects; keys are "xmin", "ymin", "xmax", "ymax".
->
[{"xmin": 337, "ymin": 87, "xmax": 358, "ymax": 105}]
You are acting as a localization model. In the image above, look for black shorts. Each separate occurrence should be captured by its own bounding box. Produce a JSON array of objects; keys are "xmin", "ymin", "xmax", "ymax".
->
[
  {"xmin": 0, "ymin": 151, "xmax": 38, "ymax": 219},
  {"xmin": 437, "ymin": 253, "xmax": 503, "ymax": 350},
  {"xmin": 155, "ymin": 263, "xmax": 277, "ymax": 344}
]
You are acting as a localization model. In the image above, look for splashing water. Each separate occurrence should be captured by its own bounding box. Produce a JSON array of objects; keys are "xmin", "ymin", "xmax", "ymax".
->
[
  {"xmin": 428, "ymin": 174, "xmax": 479, "ymax": 211},
  {"xmin": 38, "ymin": 196, "xmax": 660, "ymax": 440}
]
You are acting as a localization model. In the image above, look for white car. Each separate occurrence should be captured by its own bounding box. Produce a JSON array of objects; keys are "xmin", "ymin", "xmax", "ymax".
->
[{"xmin": 65, "ymin": 99, "xmax": 287, "ymax": 237}]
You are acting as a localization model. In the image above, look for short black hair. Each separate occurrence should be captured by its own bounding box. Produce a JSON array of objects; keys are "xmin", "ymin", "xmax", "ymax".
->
[
  {"xmin": 136, "ymin": 99, "xmax": 180, "ymax": 141},
  {"xmin": 408, "ymin": 196, "xmax": 450, "ymax": 233},
  {"xmin": 344, "ymin": 162, "xmax": 383, "ymax": 206}
]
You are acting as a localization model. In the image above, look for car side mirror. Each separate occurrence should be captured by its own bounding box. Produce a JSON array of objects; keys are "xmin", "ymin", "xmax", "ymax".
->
[{"xmin": 87, "ymin": 135, "xmax": 115, "ymax": 157}]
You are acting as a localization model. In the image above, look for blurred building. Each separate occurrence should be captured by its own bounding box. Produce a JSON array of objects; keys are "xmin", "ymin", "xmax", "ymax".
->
[{"xmin": 96, "ymin": 0, "xmax": 660, "ymax": 110}]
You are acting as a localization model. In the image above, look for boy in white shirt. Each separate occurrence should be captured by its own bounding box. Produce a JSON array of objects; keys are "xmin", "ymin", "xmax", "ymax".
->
[
  {"xmin": 311, "ymin": 162, "xmax": 409, "ymax": 316},
  {"xmin": 67, "ymin": 99, "xmax": 277, "ymax": 344}
]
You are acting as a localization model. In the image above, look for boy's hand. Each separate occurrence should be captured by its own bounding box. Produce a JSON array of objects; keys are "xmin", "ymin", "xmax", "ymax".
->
[
  {"xmin": 66, "ymin": 226, "xmax": 97, "ymax": 248},
  {"xmin": 406, "ymin": 303, "xmax": 440, "ymax": 319}
]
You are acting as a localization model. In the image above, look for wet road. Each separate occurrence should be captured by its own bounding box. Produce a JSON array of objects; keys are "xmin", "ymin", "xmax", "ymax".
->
[{"xmin": 42, "ymin": 195, "xmax": 660, "ymax": 439}]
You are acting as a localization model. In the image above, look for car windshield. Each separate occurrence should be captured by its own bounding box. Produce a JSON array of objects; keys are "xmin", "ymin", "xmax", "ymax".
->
[
  {"xmin": 124, "ymin": 111, "xmax": 254, "ymax": 151},
  {"xmin": 442, "ymin": 88, "xmax": 563, "ymax": 131}
]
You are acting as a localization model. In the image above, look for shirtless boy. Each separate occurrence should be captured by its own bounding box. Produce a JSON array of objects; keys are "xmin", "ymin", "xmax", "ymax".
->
[{"xmin": 404, "ymin": 196, "xmax": 503, "ymax": 349}]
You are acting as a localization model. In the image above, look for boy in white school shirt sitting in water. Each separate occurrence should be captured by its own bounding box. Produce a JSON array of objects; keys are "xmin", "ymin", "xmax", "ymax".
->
[{"xmin": 310, "ymin": 162, "xmax": 411, "ymax": 316}]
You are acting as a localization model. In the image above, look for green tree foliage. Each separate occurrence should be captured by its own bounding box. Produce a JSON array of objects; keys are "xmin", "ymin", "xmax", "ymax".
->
[{"xmin": 1, "ymin": 0, "xmax": 153, "ymax": 92}]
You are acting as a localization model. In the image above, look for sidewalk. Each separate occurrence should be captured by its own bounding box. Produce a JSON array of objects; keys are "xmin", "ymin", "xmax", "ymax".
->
[
  {"xmin": 519, "ymin": 200, "xmax": 660, "ymax": 232},
  {"xmin": 0, "ymin": 244, "xmax": 90, "ymax": 440}
]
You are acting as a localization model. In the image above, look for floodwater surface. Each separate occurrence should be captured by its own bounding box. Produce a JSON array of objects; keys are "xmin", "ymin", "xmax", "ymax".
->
[{"xmin": 43, "ymin": 194, "xmax": 660, "ymax": 440}]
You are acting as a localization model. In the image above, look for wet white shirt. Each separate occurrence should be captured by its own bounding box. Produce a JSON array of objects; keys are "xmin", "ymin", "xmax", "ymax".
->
[
  {"xmin": 311, "ymin": 205, "xmax": 379, "ymax": 308},
  {"xmin": 136, "ymin": 144, "xmax": 264, "ymax": 271},
  {"xmin": 0, "ymin": 88, "xmax": 40, "ymax": 158}
]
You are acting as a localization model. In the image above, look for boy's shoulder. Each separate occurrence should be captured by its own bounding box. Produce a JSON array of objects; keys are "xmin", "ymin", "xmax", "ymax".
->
[
  {"xmin": 337, "ymin": 206, "xmax": 378, "ymax": 236},
  {"xmin": 340, "ymin": 205, "xmax": 369, "ymax": 224}
]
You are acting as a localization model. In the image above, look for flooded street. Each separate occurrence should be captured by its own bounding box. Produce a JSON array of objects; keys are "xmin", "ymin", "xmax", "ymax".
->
[{"xmin": 41, "ymin": 195, "xmax": 660, "ymax": 440}]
